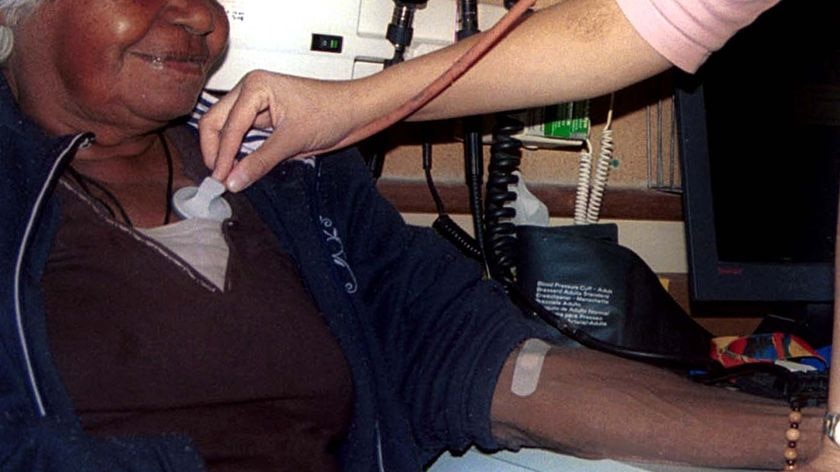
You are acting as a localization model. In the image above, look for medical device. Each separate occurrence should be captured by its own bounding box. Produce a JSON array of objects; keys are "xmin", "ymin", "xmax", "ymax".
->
[
  {"xmin": 172, "ymin": 177, "xmax": 232, "ymax": 221},
  {"xmin": 206, "ymin": 0, "xmax": 725, "ymax": 373},
  {"xmin": 207, "ymin": 0, "xmax": 506, "ymax": 90}
]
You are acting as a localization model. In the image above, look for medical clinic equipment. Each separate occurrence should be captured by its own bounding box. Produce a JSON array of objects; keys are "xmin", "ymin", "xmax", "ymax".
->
[
  {"xmin": 207, "ymin": 0, "xmax": 507, "ymax": 89},
  {"xmin": 209, "ymin": 0, "xmax": 537, "ymax": 158},
  {"xmin": 206, "ymin": 0, "xmax": 748, "ymax": 378}
]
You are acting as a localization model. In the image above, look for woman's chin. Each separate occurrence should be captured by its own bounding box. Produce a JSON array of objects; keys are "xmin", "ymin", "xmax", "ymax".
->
[{"xmin": 130, "ymin": 89, "xmax": 204, "ymax": 123}]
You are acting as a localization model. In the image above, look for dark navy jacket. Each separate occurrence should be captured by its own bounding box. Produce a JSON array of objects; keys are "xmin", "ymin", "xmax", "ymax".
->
[{"xmin": 0, "ymin": 77, "xmax": 550, "ymax": 471}]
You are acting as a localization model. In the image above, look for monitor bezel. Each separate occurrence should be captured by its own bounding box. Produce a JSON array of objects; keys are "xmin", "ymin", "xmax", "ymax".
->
[{"xmin": 675, "ymin": 76, "xmax": 835, "ymax": 312}]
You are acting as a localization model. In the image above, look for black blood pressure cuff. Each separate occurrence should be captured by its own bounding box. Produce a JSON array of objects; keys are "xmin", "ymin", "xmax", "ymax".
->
[{"xmin": 514, "ymin": 223, "xmax": 712, "ymax": 365}]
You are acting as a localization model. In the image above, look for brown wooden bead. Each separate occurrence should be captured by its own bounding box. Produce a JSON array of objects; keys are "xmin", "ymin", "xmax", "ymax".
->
[{"xmin": 784, "ymin": 404, "xmax": 802, "ymax": 470}]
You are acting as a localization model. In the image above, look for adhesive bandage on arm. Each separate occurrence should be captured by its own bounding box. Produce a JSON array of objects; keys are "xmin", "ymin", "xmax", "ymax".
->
[{"xmin": 511, "ymin": 338, "xmax": 552, "ymax": 397}]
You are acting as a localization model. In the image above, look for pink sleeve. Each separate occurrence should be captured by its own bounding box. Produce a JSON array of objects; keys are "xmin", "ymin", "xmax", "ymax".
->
[{"xmin": 613, "ymin": 0, "xmax": 780, "ymax": 73}]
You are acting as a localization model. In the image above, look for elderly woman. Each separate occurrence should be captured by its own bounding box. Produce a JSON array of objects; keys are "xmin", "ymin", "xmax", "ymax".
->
[{"xmin": 1, "ymin": 1, "xmax": 838, "ymax": 471}]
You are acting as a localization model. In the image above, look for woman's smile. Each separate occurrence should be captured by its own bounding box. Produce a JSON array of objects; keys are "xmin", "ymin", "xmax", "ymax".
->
[
  {"xmin": 3, "ymin": 0, "xmax": 229, "ymax": 138},
  {"xmin": 131, "ymin": 51, "xmax": 210, "ymax": 76}
]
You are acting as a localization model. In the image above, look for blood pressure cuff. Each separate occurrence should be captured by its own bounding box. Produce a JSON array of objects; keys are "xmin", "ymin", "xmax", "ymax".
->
[{"xmin": 514, "ymin": 223, "xmax": 712, "ymax": 365}]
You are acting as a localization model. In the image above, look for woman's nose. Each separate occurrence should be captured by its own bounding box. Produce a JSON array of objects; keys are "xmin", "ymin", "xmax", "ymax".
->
[{"xmin": 165, "ymin": 0, "xmax": 221, "ymax": 35}]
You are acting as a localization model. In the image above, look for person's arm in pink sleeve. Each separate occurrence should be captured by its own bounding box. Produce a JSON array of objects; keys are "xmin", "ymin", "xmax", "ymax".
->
[
  {"xmin": 203, "ymin": 0, "xmax": 668, "ymax": 189},
  {"xmin": 201, "ymin": 0, "xmax": 778, "ymax": 191},
  {"xmin": 614, "ymin": 0, "xmax": 780, "ymax": 73}
]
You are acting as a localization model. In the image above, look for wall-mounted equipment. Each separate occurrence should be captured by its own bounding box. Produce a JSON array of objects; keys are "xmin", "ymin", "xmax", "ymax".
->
[{"xmin": 207, "ymin": 0, "xmax": 505, "ymax": 90}]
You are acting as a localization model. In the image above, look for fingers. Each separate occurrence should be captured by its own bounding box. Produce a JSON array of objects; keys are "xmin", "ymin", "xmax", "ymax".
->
[
  {"xmin": 199, "ymin": 84, "xmax": 242, "ymax": 180},
  {"xmin": 199, "ymin": 72, "xmax": 279, "ymax": 187},
  {"xmin": 199, "ymin": 71, "xmax": 346, "ymax": 192},
  {"xmin": 223, "ymin": 128, "xmax": 310, "ymax": 192},
  {"xmin": 198, "ymin": 84, "xmax": 239, "ymax": 176},
  {"xmin": 224, "ymin": 146, "xmax": 274, "ymax": 193}
]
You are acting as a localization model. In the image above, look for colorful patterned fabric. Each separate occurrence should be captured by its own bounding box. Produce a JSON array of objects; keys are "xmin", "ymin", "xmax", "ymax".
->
[{"xmin": 711, "ymin": 333, "xmax": 825, "ymax": 369}]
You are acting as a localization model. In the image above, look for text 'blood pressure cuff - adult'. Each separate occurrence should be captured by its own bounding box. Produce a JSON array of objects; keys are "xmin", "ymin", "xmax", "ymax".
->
[{"xmin": 514, "ymin": 223, "xmax": 712, "ymax": 365}]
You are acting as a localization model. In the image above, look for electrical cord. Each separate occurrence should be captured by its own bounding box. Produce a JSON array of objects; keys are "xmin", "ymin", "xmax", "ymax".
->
[
  {"xmin": 67, "ymin": 167, "xmax": 134, "ymax": 225},
  {"xmin": 574, "ymin": 93, "xmax": 615, "ymax": 224},
  {"xmin": 517, "ymin": 266, "xmax": 825, "ymax": 394},
  {"xmin": 482, "ymin": 0, "xmax": 532, "ymax": 284},
  {"xmin": 364, "ymin": 0, "xmax": 430, "ymax": 179},
  {"xmin": 457, "ymin": 0, "xmax": 491, "ymax": 276},
  {"xmin": 423, "ymin": 140, "xmax": 483, "ymax": 261},
  {"xmin": 585, "ymin": 93, "xmax": 615, "ymax": 224},
  {"xmin": 507, "ymin": 282, "xmax": 716, "ymax": 370},
  {"xmin": 691, "ymin": 360, "xmax": 828, "ymax": 406},
  {"xmin": 310, "ymin": 0, "xmax": 536, "ymax": 158},
  {"xmin": 463, "ymin": 125, "xmax": 489, "ymax": 273},
  {"xmin": 422, "ymin": 141, "xmax": 446, "ymax": 216},
  {"xmin": 482, "ymin": 108, "xmax": 715, "ymax": 370},
  {"xmin": 574, "ymin": 139, "xmax": 593, "ymax": 225},
  {"xmin": 65, "ymin": 132, "xmax": 174, "ymax": 227},
  {"xmin": 369, "ymin": 0, "xmax": 716, "ymax": 371},
  {"xmin": 484, "ymin": 114, "xmax": 524, "ymax": 285}
]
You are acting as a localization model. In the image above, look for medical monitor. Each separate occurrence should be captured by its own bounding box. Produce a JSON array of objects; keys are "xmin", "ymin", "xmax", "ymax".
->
[{"xmin": 675, "ymin": 0, "xmax": 840, "ymax": 341}]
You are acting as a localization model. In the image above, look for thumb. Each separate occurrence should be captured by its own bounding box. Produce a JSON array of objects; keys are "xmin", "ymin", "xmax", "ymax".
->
[{"xmin": 222, "ymin": 130, "xmax": 311, "ymax": 192}]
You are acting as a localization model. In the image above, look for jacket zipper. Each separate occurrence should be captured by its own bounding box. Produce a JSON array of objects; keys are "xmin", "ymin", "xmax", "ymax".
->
[
  {"xmin": 15, "ymin": 133, "xmax": 90, "ymax": 417},
  {"xmin": 376, "ymin": 420, "xmax": 386, "ymax": 472}
]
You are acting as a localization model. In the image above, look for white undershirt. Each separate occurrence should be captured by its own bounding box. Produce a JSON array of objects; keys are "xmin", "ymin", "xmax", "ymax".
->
[{"xmin": 138, "ymin": 218, "xmax": 230, "ymax": 291}]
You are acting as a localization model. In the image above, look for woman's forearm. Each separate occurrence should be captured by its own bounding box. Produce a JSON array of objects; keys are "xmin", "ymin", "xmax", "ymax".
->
[
  {"xmin": 355, "ymin": 0, "xmax": 670, "ymax": 122},
  {"xmin": 491, "ymin": 345, "xmax": 824, "ymax": 469}
]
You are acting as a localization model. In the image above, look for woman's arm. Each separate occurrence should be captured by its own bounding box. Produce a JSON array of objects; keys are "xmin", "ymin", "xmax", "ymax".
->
[
  {"xmin": 200, "ymin": 0, "xmax": 668, "ymax": 191},
  {"xmin": 358, "ymin": 0, "xmax": 669, "ymax": 123},
  {"xmin": 490, "ymin": 344, "xmax": 827, "ymax": 469},
  {"xmin": 199, "ymin": 0, "xmax": 779, "ymax": 192},
  {"xmin": 393, "ymin": 0, "xmax": 668, "ymax": 121}
]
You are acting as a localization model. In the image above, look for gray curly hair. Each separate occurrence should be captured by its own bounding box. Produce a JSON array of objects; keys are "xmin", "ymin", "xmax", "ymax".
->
[{"xmin": 0, "ymin": 0, "xmax": 43, "ymax": 25}]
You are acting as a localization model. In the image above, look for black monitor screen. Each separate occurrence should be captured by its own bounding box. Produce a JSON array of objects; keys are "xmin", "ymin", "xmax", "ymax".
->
[{"xmin": 676, "ymin": 0, "xmax": 840, "ymax": 319}]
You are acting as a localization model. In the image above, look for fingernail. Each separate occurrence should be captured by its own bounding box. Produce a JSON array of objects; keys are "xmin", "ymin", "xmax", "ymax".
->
[{"xmin": 226, "ymin": 175, "xmax": 246, "ymax": 193}]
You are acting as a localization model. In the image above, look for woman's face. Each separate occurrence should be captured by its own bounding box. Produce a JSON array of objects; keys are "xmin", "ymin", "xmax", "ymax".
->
[{"xmin": 5, "ymin": 0, "xmax": 229, "ymax": 141}]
